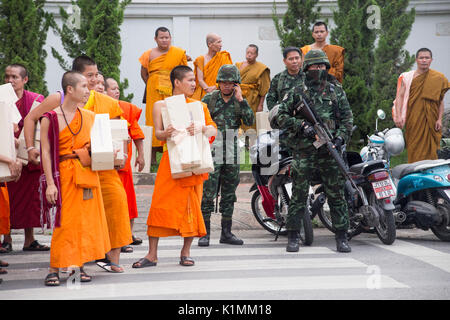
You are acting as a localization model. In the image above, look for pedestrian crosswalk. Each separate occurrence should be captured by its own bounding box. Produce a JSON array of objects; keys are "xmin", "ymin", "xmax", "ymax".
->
[{"xmin": 0, "ymin": 233, "xmax": 422, "ymax": 299}]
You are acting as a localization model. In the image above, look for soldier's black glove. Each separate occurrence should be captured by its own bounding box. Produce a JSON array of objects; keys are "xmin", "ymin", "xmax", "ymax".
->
[
  {"xmin": 300, "ymin": 121, "xmax": 316, "ymax": 139},
  {"xmin": 333, "ymin": 136, "xmax": 344, "ymax": 151}
]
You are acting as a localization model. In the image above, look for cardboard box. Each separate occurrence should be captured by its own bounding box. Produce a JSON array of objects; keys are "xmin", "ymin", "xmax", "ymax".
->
[
  {"xmin": 0, "ymin": 83, "xmax": 19, "ymax": 105},
  {"xmin": 91, "ymin": 113, "xmax": 114, "ymax": 171},
  {"xmin": 256, "ymin": 111, "xmax": 271, "ymax": 134},
  {"xmin": 187, "ymin": 101, "xmax": 214, "ymax": 175},
  {"xmin": 0, "ymin": 104, "xmax": 18, "ymax": 182},
  {"xmin": 163, "ymin": 95, "xmax": 202, "ymax": 175},
  {"xmin": 110, "ymin": 119, "xmax": 129, "ymax": 140}
]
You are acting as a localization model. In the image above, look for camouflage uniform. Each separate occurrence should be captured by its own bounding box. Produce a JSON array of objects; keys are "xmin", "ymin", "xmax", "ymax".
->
[
  {"xmin": 273, "ymin": 53, "xmax": 353, "ymax": 234},
  {"xmin": 266, "ymin": 69, "xmax": 305, "ymax": 111}
]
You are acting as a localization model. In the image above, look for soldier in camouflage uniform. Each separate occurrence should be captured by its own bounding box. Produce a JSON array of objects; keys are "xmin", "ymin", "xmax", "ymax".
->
[
  {"xmin": 198, "ymin": 64, "xmax": 255, "ymax": 247},
  {"xmin": 272, "ymin": 50, "xmax": 353, "ymax": 253}
]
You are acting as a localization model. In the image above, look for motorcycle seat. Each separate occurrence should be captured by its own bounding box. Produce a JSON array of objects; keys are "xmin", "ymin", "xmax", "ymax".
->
[
  {"xmin": 392, "ymin": 159, "xmax": 450, "ymax": 179},
  {"xmin": 349, "ymin": 160, "xmax": 385, "ymax": 175}
]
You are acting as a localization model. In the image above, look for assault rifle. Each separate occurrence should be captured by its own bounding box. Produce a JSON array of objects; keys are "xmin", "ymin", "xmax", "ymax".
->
[{"xmin": 293, "ymin": 95, "xmax": 363, "ymax": 198}]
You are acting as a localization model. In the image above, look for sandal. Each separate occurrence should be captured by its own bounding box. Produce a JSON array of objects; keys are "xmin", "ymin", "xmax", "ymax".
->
[
  {"xmin": 1, "ymin": 242, "xmax": 12, "ymax": 253},
  {"xmin": 121, "ymin": 245, "xmax": 133, "ymax": 253},
  {"xmin": 79, "ymin": 268, "xmax": 92, "ymax": 282},
  {"xmin": 23, "ymin": 240, "xmax": 50, "ymax": 251},
  {"xmin": 98, "ymin": 262, "xmax": 124, "ymax": 273},
  {"xmin": 179, "ymin": 256, "xmax": 195, "ymax": 266},
  {"xmin": 131, "ymin": 235, "xmax": 143, "ymax": 246},
  {"xmin": 44, "ymin": 272, "xmax": 60, "ymax": 286},
  {"xmin": 0, "ymin": 260, "xmax": 8, "ymax": 267},
  {"xmin": 0, "ymin": 268, "xmax": 7, "ymax": 275},
  {"xmin": 132, "ymin": 257, "xmax": 157, "ymax": 268}
]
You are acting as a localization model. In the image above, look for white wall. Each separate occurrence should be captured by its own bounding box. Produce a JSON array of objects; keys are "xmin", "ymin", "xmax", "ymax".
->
[{"xmin": 43, "ymin": 0, "xmax": 450, "ymax": 123}]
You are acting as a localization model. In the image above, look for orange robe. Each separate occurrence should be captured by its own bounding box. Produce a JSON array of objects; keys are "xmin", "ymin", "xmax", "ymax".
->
[
  {"xmin": 50, "ymin": 109, "xmax": 111, "ymax": 268},
  {"xmin": 405, "ymin": 69, "xmax": 450, "ymax": 163},
  {"xmin": 301, "ymin": 44, "xmax": 345, "ymax": 83},
  {"xmin": 118, "ymin": 100, "xmax": 145, "ymax": 220},
  {"xmin": 147, "ymin": 98, "xmax": 217, "ymax": 238},
  {"xmin": 235, "ymin": 61, "xmax": 271, "ymax": 130},
  {"xmin": 0, "ymin": 185, "xmax": 9, "ymax": 235},
  {"xmin": 139, "ymin": 46, "xmax": 188, "ymax": 147},
  {"xmin": 192, "ymin": 51, "xmax": 233, "ymax": 100},
  {"xmin": 84, "ymin": 91, "xmax": 133, "ymax": 249}
]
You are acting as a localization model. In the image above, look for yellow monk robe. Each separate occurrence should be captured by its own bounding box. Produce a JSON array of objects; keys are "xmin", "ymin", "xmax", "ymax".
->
[
  {"xmin": 301, "ymin": 45, "xmax": 345, "ymax": 83},
  {"xmin": 405, "ymin": 70, "xmax": 450, "ymax": 163},
  {"xmin": 84, "ymin": 91, "xmax": 133, "ymax": 248},
  {"xmin": 235, "ymin": 61, "xmax": 271, "ymax": 130},
  {"xmin": 147, "ymin": 98, "xmax": 217, "ymax": 238},
  {"xmin": 192, "ymin": 51, "xmax": 233, "ymax": 100},
  {"xmin": 50, "ymin": 109, "xmax": 111, "ymax": 268},
  {"xmin": 139, "ymin": 46, "xmax": 188, "ymax": 147},
  {"xmin": 118, "ymin": 100, "xmax": 145, "ymax": 220},
  {"xmin": 0, "ymin": 185, "xmax": 10, "ymax": 235}
]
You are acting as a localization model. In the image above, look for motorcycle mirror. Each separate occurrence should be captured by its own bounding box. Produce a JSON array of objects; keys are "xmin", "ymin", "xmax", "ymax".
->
[{"xmin": 377, "ymin": 109, "xmax": 386, "ymax": 120}]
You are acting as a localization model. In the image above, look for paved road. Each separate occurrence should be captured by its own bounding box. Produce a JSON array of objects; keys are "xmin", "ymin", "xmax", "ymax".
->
[{"xmin": 0, "ymin": 184, "xmax": 449, "ymax": 300}]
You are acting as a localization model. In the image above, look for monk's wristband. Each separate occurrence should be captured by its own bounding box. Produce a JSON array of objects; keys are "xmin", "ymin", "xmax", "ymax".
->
[{"xmin": 26, "ymin": 146, "xmax": 36, "ymax": 152}]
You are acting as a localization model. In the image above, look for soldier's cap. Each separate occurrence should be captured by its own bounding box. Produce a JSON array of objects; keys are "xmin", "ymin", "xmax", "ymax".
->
[
  {"xmin": 303, "ymin": 49, "xmax": 331, "ymax": 71},
  {"xmin": 216, "ymin": 64, "xmax": 241, "ymax": 84}
]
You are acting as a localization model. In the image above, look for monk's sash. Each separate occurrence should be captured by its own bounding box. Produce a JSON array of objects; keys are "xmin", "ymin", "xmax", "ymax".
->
[{"xmin": 392, "ymin": 70, "xmax": 415, "ymax": 125}]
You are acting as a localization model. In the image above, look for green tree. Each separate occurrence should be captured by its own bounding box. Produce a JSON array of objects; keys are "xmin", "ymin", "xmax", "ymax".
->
[
  {"xmin": 86, "ymin": 0, "xmax": 132, "ymax": 101},
  {"xmin": 369, "ymin": 0, "xmax": 415, "ymax": 129},
  {"xmin": 273, "ymin": 0, "xmax": 322, "ymax": 49},
  {"xmin": 51, "ymin": 0, "xmax": 132, "ymax": 101},
  {"xmin": 330, "ymin": 0, "xmax": 377, "ymax": 147},
  {"xmin": 0, "ymin": 0, "xmax": 52, "ymax": 96}
]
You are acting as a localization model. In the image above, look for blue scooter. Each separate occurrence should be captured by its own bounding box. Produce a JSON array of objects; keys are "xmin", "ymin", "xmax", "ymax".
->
[{"xmin": 362, "ymin": 109, "xmax": 450, "ymax": 241}]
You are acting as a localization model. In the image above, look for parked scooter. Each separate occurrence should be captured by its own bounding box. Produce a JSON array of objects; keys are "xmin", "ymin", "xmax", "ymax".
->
[
  {"xmin": 360, "ymin": 109, "xmax": 450, "ymax": 241},
  {"xmin": 249, "ymin": 130, "xmax": 318, "ymax": 244}
]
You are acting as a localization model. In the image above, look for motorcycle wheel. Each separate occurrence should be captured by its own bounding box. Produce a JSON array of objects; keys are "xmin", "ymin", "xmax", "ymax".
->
[
  {"xmin": 300, "ymin": 210, "xmax": 314, "ymax": 246},
  {"xmin": 317, "ymin": 196, "xmax": 336, "ymax": 233},
  {"xmin": 431, "ymin": 200, "xmax": 450, "ymax": 242},
  {"xmin": 251, "ymin": 190, "xmax": 287, "ymax": 235},
  {"xmin": 369, "ymin": 193, "xmax": 396, "ymax": 245}
]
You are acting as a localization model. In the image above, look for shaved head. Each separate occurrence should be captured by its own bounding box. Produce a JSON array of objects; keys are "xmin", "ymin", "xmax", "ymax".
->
[
  {"xmin": 62, "ymin": 71, "xmax": 85, "ymax": 94},
  {"xmin": 206, "ymin": 33, "xmax": 220, "ymax": 46}
]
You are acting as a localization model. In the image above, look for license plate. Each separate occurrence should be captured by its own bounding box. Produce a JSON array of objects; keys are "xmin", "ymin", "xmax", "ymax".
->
[{"xmin": 372, "ymin": 179, "xmax": 395, "ymax": 200}]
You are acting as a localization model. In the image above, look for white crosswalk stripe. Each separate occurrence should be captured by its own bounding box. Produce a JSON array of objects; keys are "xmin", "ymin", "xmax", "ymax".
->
[{"xmin": 0, "ymin": 236, "xmax": 411, "ymax": 299}]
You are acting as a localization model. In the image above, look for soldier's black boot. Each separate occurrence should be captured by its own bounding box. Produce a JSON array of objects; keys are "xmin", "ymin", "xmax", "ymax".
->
[
  {"xmin": 198, "ymin": 220, "xmax": 210, "ymax": 247},
  {"xmin": 335, "ymin": 230, "xmax": 351, "ymax": 253},
  {"xmin": 286, "ymin": 230, "xmax": 300, "ymax": 252},
  {"xmin": 219, "ymin": 220, "xmax": 244, "ymax": 245}
]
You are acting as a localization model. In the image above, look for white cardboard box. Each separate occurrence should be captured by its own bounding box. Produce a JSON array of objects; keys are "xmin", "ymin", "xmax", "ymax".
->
[
  {"xmin": 110, "ymin": 119, "xmax": 128, "ymax": 140},
  {"xmin": 0, "ymin": 103, "xmax": 18, "ymax": 182},
  {"xmin": 256, "ymin": 111, "xmax": 271, "ymax": 134},
  {"xmin": 91, "ymin": 113, "xmax": 114, "ymax": 171},
  {"xmin": 187, "ymin": 101, "xmax": 214, "ymax": 175},
  {"xmin": 163, "ymin": 94, "xmax": 202, "ymax": 173},
  {"xmin": 0, "ymin": 83, "xmax": 19, "ymax": 105}
]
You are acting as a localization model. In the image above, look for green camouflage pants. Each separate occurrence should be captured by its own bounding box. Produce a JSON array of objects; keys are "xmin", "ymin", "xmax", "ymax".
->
[
  {"xmin": 201, "ymin": 163, "xmax": 240, "ymax": 221},
  {"xmin": 287, "ymin": 147, "xmax": 349, "ymax": 231}
]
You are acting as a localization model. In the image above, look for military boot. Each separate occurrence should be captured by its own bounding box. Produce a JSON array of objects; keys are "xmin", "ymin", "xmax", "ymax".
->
[
  {"xmin": 286, "ymin": 230, "xmax": 300, "ymax": 252},
  {"xmin": 335, "ymin": 230, "xmax": 351, "ymax": 253},
  {"xmin": 198, "ymin": 220, "xmax": 210, "ymax": 247},
  {"xmin": 219, "ymin": 220, "xmax": 244, "ymax": 245}
]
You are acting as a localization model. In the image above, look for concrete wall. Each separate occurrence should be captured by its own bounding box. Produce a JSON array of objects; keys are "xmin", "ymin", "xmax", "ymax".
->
[{"xmin": 43, "ymin": 0, "xmax": 450, "ymax": 121}]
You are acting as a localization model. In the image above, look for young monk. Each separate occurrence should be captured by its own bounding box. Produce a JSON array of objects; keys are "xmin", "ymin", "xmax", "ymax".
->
[
  {"xmin": 40, "ymin": 71, "xmax": 111, "ymax": 286},
  {"xmin": 132, "ymin": 65, "xmax": 217, "ymax": 268}
]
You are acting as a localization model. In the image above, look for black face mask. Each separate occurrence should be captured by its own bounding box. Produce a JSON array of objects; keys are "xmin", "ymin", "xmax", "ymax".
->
[{"xmin": 305, "ymin": 69, "xmax": 328, "ymax": 86}]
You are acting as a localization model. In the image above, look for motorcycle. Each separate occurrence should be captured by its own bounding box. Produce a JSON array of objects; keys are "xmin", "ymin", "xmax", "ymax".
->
[
  {"xmin": 249, "ymin": 130, "xmax": 318, "ymax": 245},
  {"xmin": 361, "ymin": 109, "xmax": 450, "ymax": 241}
]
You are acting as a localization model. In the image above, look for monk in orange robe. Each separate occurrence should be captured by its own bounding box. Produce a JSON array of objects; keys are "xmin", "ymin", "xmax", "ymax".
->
[
  {"xmin": 192, "ymin": 33, "xmax": 233, "ymax": 100},
  {"xmin": 301, "ymin": 22, "xmax": 345, "ymax": 83},
  {"xmin": 394, "ymin": 48, "xmax": 450, "ymax": 163},
  {"xmin": 132, "ymin": 65, "xmax": 217, "ymax": 268},
  {"xmin": 40, "ymin": 72, "xmax": 111, "ymax": 286},
  {"xmin": 84, "ymin": 89, "xmax": 133, "ymax": 273},
  {"xmin": 105, "ymin": 77, "xmax": 146, "ymax": 252},
  {"xmin": 236, "ymin": 44, "xmax": 271, "ymax": 130},
  {"xmin": 139, "ymin": 27, "xmax": 188, "ymax": 162}
]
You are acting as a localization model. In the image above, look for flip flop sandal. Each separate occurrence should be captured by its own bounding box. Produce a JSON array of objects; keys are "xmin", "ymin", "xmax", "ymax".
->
[
  {"xmin": 0, "ymin": 260, "xmax": 8, "ymax": 267},
  {"xmin": 79, "ymin": 268, "xmax": 92, "ymax": 282},
  {"xmin": 44, "ymin": 272, "xmax": 60, "ymax": 286},
  {"xmin": 132, "ymin": 257, "xmax": 157, "ymax": 268},
  {"xmin": 121, "ymin": 245, "xmax": 133, "ymax": 253},
  {"xmin": 101, "ymin": 262, "xmax": 124, "ymax": 273},
  {"xmin": 131, "ymin": 235, "xmax": 143, "ymax": 246},
  {"xmin": 23, "ymin": 240, "xmax": 50, "ymax": 251},
  {"xmin": 179, "ymin": 256, "xmax": 195, "ymax": 266},
  {"xmin": 1, "ymin": 242, "xmax": 12, "ymax": 253}
]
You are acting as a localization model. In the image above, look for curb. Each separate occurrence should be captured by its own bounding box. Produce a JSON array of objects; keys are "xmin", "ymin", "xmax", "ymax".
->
[{"xmin": 133, "ymin": 171, "xmax": 254, "ymax": 185}]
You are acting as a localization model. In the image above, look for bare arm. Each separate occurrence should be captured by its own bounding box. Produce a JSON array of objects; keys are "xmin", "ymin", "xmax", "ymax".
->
[
  {"xmin": 395, "ymin": 79, "xmax": 406, "ymax": 128},
  {"xmin": 436, "ymin": 99, "xmax": 444, "ymax": 131},
  {"xmin": 133, "ymin": 138, "xmax": 145, "ymax": 172},
  {"xmin": 196, "ymin": 66, "xmax": 216, "ymax": 93},
  {"xmin": 0, "ymin": 155, "xmax": 22, "ymax": 182},
  {"xmin": 24, "ymin": 92, "xmax": 61, "ymax": 164},
  {"xmin": 140, "ymin": 66, "xmax": 149, "ymax": 84},
  {"xmin": 257, "ymin": 95, "xmax": 265, "ymax": 112},
  {"xmin": 153, "ymin": 101, "xmax": 175, "ymax": 141},
  {"xmin": 40, "ymin": 117, "xmax": 58, "ymax": 205}
]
